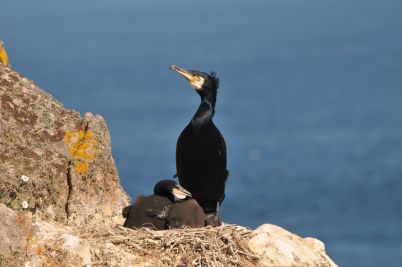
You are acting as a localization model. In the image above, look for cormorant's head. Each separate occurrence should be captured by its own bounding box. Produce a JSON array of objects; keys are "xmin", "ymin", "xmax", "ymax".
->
[
  {"xmin": 169, "ymin": 65, "xmax": 219, "ymax": 96},
  {"xmin": 154, "ymin": 180, "xmax": 192, "ymax": 202}
]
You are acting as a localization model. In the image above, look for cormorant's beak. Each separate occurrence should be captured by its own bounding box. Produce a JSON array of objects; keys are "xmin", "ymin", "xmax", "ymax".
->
[
  {"xmin": 169, "ymin": 65, "xmax": 206, "ymax": 90},
  {"xmin": 169, "ymin": 65, "xmax": 195, "ymax": 81},
  {"xmin": 171, "ymin": 184, "xmax": 192, "ymax": 200}
]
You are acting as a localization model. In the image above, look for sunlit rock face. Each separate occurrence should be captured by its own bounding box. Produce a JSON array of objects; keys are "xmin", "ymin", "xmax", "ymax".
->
[
  {"xmin": 0, "ymin": 64, "xmax": 130, "ymax": 226},
  {"xmin": 248, "ymin": 224, "xmax": 338, "ymax": 267}
]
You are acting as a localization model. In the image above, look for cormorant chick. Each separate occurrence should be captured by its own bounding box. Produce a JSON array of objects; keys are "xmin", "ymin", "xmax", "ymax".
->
[
  {"xmin": 165, "ymin": 199, "xmax": 205, "ymax": 229},
  {"xmin": 123, "ymin": 180, "xmax": 205, "ymax": 229},
  {"xmin": 169, "ymin": 65, "xmax": 229, "ymax": 226},
  {"xmin": 123, "ymin": 194, "xmax": 170, "ymax": 230},
  {"xmin": 123, "ymin": 180, "xmax": 192, "ymax": 230}
]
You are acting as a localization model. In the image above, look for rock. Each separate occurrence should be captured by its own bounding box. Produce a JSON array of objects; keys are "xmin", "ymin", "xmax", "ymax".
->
[
  {"xmin": 0, "ymin": 64, "xmax": 130, "ymax": 226},
  {"xmin": 248, "ymin": 224, "xmax": 337, "ymax": 266},
  {"xmin": 0, "ymin": 204, "xmax": 32, "ymax": 265},
  {"xmin": 23, "ymin": 220, "xmax": 92, "ymax": 266},
  {"xmin": 0, "ymin": 64, "xmax": 337, "ymax": 266}
]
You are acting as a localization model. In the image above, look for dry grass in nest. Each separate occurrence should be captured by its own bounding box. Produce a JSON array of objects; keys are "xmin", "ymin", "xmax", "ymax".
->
[{"xmin": 82, "ymin": 224, "xmax": 260, "ymax": 267}]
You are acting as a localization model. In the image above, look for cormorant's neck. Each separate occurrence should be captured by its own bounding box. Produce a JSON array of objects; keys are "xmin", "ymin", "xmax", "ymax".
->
[{"xmin": 191, "ymin": 92, "xmax": 216, "ymax": 128}]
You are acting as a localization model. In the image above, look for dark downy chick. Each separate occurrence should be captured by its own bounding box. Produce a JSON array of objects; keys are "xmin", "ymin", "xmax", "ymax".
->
[
  {"xmin": 123, "ymin": 180, "xmax": 205, "ymax": 229},
  {"xmin": 123, "ymin": 180, "xmax": 191, "ymax": 230}
]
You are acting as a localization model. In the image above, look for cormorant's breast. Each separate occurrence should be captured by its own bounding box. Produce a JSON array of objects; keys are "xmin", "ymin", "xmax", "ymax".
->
[{"xmin": 176, "ymin": 121, "xmax": 228, "ymax": 213}]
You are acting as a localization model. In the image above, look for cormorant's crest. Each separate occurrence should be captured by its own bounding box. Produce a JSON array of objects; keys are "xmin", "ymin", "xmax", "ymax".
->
[{"xmin": 209, "ymin": 71, "xmax": 220, "ymax": 90}]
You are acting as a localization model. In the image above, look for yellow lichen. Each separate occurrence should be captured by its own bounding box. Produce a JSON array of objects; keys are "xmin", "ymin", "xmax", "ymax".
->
[
  {"xmin": 75, "ymin": 161, "xmax": 89, "ymax": 174},
  {"xmin": 0, "ymin": 45, "xmax": 9, "ymax": 66},
  {"xmin": 64, "ymin": 129, "xmax": 98, "ymax": 174}
]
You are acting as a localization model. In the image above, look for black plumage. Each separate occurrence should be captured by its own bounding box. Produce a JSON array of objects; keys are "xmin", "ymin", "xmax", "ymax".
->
[
  {"xmin": 170, "ymin": 65, "xmax": 229, "ymax": 221},
  {"xmin": 165, "ymin": 199, "xmax": 205, "ymax": 229},
  {"xmin": 123, "ymin": 194, "xmax": 170, "ymax": 230},
  {"xmin": 123, "ymin": 180, "xmax": 205, "ymax": 229}
]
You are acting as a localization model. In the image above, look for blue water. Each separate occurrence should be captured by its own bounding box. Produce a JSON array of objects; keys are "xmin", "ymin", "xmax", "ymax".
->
[{"xmin": 2, "ymin": 0, "xmax": 402, "ymax": 265}]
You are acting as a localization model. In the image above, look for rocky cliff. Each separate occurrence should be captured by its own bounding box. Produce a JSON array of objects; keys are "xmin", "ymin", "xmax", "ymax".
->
[{"xmin": 0, "ymin": 64, "xmax": 337, "ymax": 266}]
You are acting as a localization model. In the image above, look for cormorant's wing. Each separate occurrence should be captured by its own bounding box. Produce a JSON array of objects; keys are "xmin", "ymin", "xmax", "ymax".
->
[
  {"xmin": 176, "ymin": 123, "xmax": 229, "ymax": 182},
  {"xmin": 217, "ymin": 129, "xmax": 229, "ymax": 182},
  {"xmin": 146, "ymin": 205, "xmax": 171, "ymax": 219},
  {"xmin": 176, "ymin": 126, "xmax": 190, "ymax": 178}
]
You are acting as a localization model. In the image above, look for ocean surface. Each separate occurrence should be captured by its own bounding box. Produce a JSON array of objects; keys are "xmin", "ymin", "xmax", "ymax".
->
[{"xmin": 1, "ymin": 0, "xmax": 402, "ymax": 265}]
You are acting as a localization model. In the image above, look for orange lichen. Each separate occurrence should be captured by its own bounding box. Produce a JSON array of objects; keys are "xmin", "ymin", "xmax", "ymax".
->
[
  {"xmin": 36, "ymin": 244, "xmax": 46, "ymax": 255},
  {"xmin": 64, "ymin": 130, "xmax": 98, "ymax": 174},
  {"xmin": 75, "ymin": 161, "xmax": 89, "ymax": 174},
  {"xmin": 0, "ymin": 43, "xmax": 8, "ymax": 66}
]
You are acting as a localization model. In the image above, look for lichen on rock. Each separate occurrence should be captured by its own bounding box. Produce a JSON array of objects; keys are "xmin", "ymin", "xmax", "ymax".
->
[{"xmin": 0, "ymin": 64, "xmax": 129, "ymax": 225}]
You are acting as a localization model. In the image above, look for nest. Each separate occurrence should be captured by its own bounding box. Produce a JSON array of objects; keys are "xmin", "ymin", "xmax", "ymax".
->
[{"xmin": 82, "ymin": 224, "xmax": 260, "ymax": 267}]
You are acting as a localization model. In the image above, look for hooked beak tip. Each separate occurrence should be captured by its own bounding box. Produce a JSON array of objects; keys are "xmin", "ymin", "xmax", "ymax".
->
[
  {"xmin": 169, "ymin": 65, "xmax": 194, "ymax": 82},
  {"xmin": 169, "ymin": 65, "xmax": 178, "ymax": 71}
]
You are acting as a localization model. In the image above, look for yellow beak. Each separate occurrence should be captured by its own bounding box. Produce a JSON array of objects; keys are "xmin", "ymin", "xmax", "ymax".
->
[
  {"xmin": 172, "ymin": 185, "xmax": 192, "ymax": 200},
  {"xmin": 169, "ymin": 65, "xmax": 195, "ymax": 81}
]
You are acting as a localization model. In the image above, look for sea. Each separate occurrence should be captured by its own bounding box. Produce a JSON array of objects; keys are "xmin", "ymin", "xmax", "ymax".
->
[{"xmin": 1, "ymin": 0, "xmax": 402, "ymax": 266}]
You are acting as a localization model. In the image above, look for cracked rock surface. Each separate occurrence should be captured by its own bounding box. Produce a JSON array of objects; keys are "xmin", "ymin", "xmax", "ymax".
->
[{"xmin": 0, "ymin": 64, "xmax": 129, "ymax": 226}]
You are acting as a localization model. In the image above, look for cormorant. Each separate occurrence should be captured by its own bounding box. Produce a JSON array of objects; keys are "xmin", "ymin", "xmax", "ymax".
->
[
  {"xmin": 165, "ymin": 199, "xmax": 205, "ymax": 229},
  {"xmin": 169, "ymin": 65, "xmax": 228, "ymax": 226},
  {"xmin": 123, "ymin": 180, "xmax": 205, "ymax": 229},
  {"xmin": 123, "ymin": 180, "xmax": 192, "ymax": 230},
  {"xmin": 123, "ymin": 194, "xmax": 170, "ymax": 230}
]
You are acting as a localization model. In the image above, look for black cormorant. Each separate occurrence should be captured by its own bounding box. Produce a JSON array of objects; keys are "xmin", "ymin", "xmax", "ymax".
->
[
  {"xmin": 123, "ymin": 180, "xmax": 192, "ymax": 230},
  {"xmin": 169, "ymin": 65, "xmax": 228, "ymax": 226}
]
